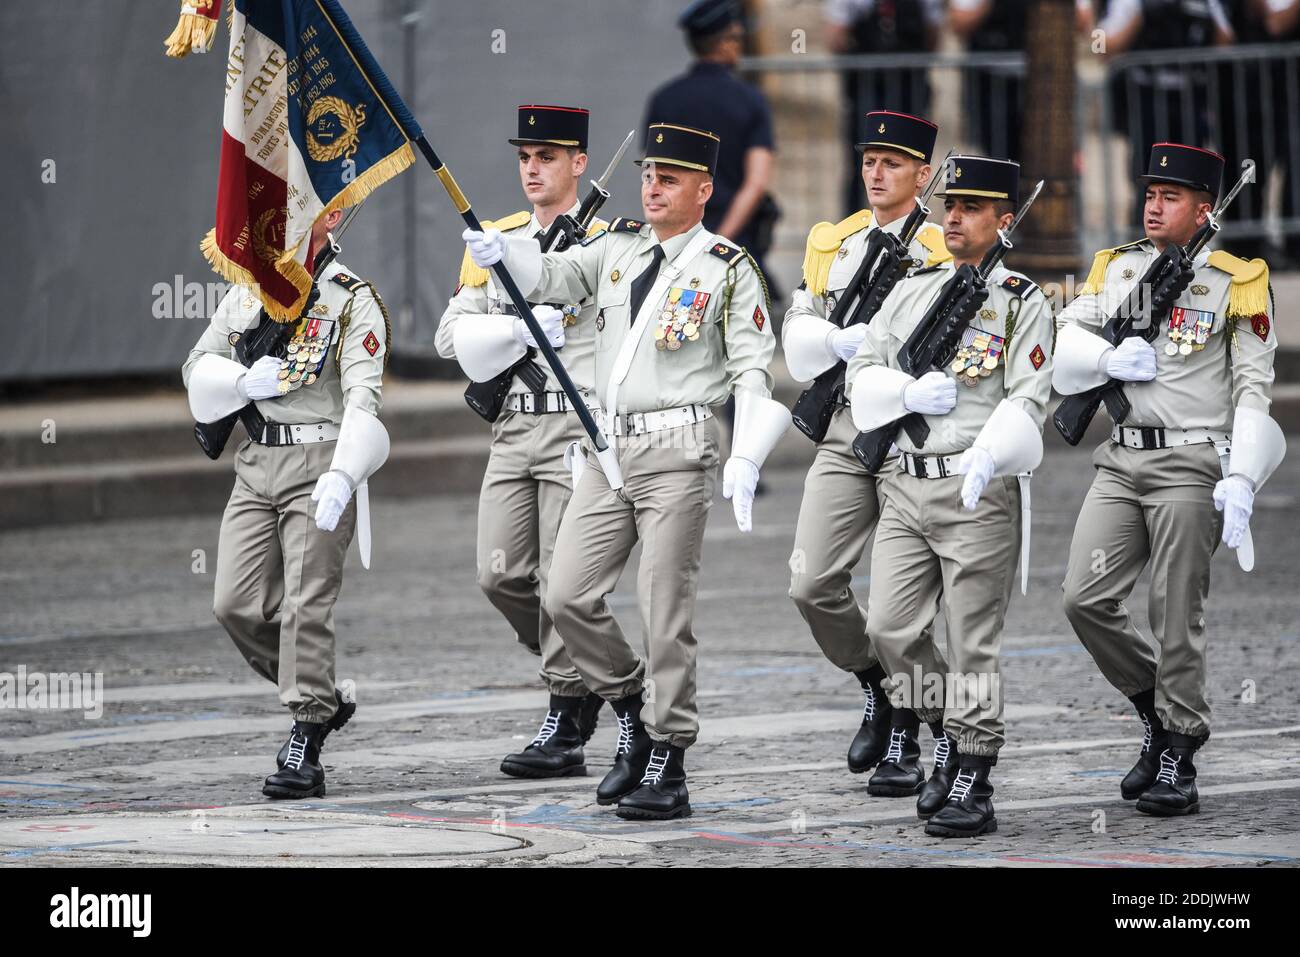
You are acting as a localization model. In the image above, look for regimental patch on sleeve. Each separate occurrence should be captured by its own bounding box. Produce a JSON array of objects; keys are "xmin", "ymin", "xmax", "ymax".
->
[
  {"xmin": 363, "ymin": 331, "xmax": 380, "ymax": 356},
  {"xmin": 1029, "ymin": 344, "xmax": 1046, "ymax": 370},
  {"xmin": 1251, "ymin": 313, "xmax": 1271, "ymax": 341},
  {"xmin": 331, "ymin": 272, "xmax": 366, "ymax": 292},
  {"xmin": 753, "ymin": 306, "xmax": 766, "ymax": 331},
  {"xmin": 1001, "ymin": 274, "xmax": 1040, "ymax": 299},
  {"xmin": 708, "ymin": 240, "xmax": 744, "ymax": 265}
]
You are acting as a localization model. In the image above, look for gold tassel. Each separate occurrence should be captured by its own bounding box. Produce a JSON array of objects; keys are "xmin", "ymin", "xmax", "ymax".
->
[
  {"xmin": 164, "ymin": 2, "xmax": 220, "ymax": 59},
  {"xmin": 458, "ymin": 245, "xmax": 491, "ymax": 289},
  {"xmin": 1076, "ymin": 248, "xmax": 1118, "ymax": 296},
  {"xmin": 801, "ymin": 222, "xmax": 840, "ymax": 297},
  {"xmin": 1209, "ymin": 253, "xmax": 1271, "ymax": 321}
]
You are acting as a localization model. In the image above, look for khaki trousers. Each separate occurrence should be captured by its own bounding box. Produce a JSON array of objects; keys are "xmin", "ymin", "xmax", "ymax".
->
[
  {"xmin": 1062, "ymin": 440, "xmax": 1223, "ymax": 736},
  {"xmin": 213, "ymin": 439, "xmax": 354, "ymax": 722},
  {"xmin": 546, "ymin": 419, "xmax": 721, "ymax": 748},
  {"xmin": 866, "ymin": 469, "xmax": 1021, "ymax": 756},
  {"xmin": 476, "ymin": 409, "xmax": 589, "ymax": 697}
]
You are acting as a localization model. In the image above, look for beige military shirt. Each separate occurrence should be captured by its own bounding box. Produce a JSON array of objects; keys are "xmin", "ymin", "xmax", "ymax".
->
[
  {"xmin": 784, "ymin": 209, "xmax": 951, "ymax": 337},
  {"xmin": 847, "ymin": 261, "xmax": 1055, "ymax": 454},
  {"xmin": 435, "ymin": 202, "xmax": 601, "ymax": 396},
  {"xmin": 182, "ymin": 259, "xmax": 387, "ymax": 424},
  {"xmin": 1057, "ymin": 239, "xmax": 1277, "ymax": 430},
  {"xmin": 520, "ymin": 217, "xmax": 777, "ymax": 413}
]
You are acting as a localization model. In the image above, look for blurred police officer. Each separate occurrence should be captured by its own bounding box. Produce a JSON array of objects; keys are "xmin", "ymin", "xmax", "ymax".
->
[
  {"xmin": 463, "ymin": 122, "xmax": 788, "ymax": 821},
  {"xmin": 1055, "ymin": 143, "xmax": 1283, "ymax": 817},
  {"xmin": 435, "ymin": 105, "xmax": 608, "ymax": 780},
  {"xmin": 782, "ymin": 110, "xmax": 951, "ymax": 776},
  {"xmin": 184, "ymin": 209, "xmax": 390, "ymax": 799},
  {"xmin": 847, "ymin": 157, "xmax": 1054, "ymax": 837},
  {"xmin": 644, "ymin": 0, "xmax": 777, "ymax": 284}
]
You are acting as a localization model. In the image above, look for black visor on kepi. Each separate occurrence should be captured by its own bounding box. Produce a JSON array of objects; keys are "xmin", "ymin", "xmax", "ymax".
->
[
  {"xmin": 636, "ymin": 122, "xmax": 720, "ymax": 176},
  {"xmin": 1139, "ymin": 142, "xmax": 1223, "ymax": 196},
  {"xmin": 856, "ymin": 110, "xmax": 938, "ymax": 163},
  {"xmin": 938, "ymin": 154, "xmax": 1020, "ymax": 205},
  {"xmin": 508, "ymin": 104, "xmax": 589, "ymax": 151}
]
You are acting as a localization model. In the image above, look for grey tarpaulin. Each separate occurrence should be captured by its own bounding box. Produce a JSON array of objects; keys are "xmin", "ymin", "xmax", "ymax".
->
[{"xmin": 0, "ymin": 0, "xmax": 685, "ymax": 383}]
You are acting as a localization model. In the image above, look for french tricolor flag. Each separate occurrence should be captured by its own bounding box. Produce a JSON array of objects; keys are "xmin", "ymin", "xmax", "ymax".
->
[{"xmin": 200, "ymin": 0, "xmax": 415, "ymax": 320}]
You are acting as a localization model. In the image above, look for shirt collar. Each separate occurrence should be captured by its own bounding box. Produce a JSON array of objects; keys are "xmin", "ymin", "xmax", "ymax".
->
[
  {"xmin": 529, "ymin": 199, "xmax": 583, "ymax": 237},
  {"xmin": 652, "ymin": 220, "xmax": 706, "ymax": 262}
]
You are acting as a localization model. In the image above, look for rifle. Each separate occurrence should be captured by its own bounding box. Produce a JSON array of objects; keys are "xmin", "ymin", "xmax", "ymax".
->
[
  {"xmin": 464, "ymin": 129, "xmax": 637, "ymax": 422},
  {"xmin": 194, "ymin": 207, "xmax": 360, "ymax": 460},
  {"xmin": 1053, "ymin": 160, "xmax": 1257, "ymax": 446},
  {"xmin": 853, "ymin": 180, "xmax": 1044, "ymax": 473},
  {"xmin": 791, "ymin": 151, "xmax": 952, "ymax": 444}
]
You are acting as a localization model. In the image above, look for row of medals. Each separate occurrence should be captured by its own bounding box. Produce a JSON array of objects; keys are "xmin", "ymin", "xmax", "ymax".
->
[
  {"xmin": 655, "ymin": 289, "xmax": 709, "ymax": 351},
  {"xmin": 1165, "ymin": 316, "xmax": 1210, "ymax": 356},
  {"xmin": 276, "ymin": 333, "xmax": 327, "ymax": 394},
  {"xmin": 949, "ymin": 328, "xmax": 1003, "ymax": 387}
]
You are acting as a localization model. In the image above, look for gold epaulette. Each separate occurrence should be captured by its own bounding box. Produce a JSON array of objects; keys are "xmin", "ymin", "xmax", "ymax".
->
[
  {"xmin": 1208, "ymin": 250, "xmax": 1271, "ymax": 320},
  {"xmin": 584, "ymin": 217, "xmax": 608, "ymax": 242},
  {"xmin": 916, "ymin": 222, "xmax": 952, "ymax": 267},
  {"xmin": 1077, "ymin": 239, "xmax": 1144, "ymax": 296},
  {"xmin": 802, "ymin": 209, "xmax": 874, "ymax": 296},
  {"xmin": 456, "ymin": 210, "xmax": 532, "ymax": 288}
]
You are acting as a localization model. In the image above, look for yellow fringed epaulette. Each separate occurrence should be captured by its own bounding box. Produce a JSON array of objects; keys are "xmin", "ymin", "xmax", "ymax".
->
[
  {"xmin": 1077, "ymin": 238, "xmax": 1146, "ymax": 296},
  {"xmin": 916, "ymin": 222, "xmax": 952, "ymax": 267},
  {"xmin": 1208, "ymin": 250, "xmax": 1271, "ymax": 320},
  {"xmin": 456, "ymin": 210, "xmax": 532, "ymax": 288},
  {"xmin": 802, "ymin": 209, "xmax": 874, "ymax": 296}
]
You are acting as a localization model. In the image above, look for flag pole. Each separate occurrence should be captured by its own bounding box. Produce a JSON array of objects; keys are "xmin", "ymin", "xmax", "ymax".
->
[{"xmin": 314, "ymin": 0, "xmax": 617, "ymax": 467}]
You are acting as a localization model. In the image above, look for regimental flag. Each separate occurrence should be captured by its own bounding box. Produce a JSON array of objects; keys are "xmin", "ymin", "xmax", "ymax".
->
[{"xmin": 182, "ymin": 1, "xmax": 417, "ymax": 321}]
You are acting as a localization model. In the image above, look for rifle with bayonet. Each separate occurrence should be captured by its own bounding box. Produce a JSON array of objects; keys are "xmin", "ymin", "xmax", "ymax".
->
[
  {"xmin": 193, "ymin": 207, "xmax": 360, "ymax": 460},
  {"xmin": 1052, "ymin": 160, "xmax": 1256, "ymax": 446},
  {"xmin": 464, "ymin": 129, "xmax": 637, "ymax": 422},
  {"xmin": 852, "ymin": 180, "xmax": 1044, "ymax": 473},
  {"xmin": 791, "ymin": 151, "xmax": 952, "ymax": 443}
]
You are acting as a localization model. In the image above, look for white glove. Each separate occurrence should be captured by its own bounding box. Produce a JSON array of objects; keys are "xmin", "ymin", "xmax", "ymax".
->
[
  {"xmin": 463, "ymin": 227, "xmax": 504, "ymax": 268},
  {"xmin": 827, "ymin": 324, "xmax": 868, "ymax": 362},
  {"xmin": 1213, "ymin": 474, "xmax": 1255, "ymax": 549},
  {"xmin": 902, "ymin": 371, "xmax": 957, "ymax": 415},
  {"xmin": 722, "ymin": 457, "xmax": 761, "ymax": 533},
  {"xmin": 513, "ymin": 305, "xmax": 565, "ymax": 349},
  {"xmin": 1104, "ymin": 337, "xmax": 1158, "ymax": 382},
  {"xmin": 239, "ymin": 355, "xmax": 284, "ymax": 401},
  {"xmin": 311, "ymin": 470, "xmax": 353, "ymax": 532},
  {"xmin": 957, "ymin": 446, "xmax": 995, "ymax": 511}
]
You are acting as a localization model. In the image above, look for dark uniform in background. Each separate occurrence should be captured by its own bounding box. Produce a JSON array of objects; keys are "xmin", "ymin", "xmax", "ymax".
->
[
  {"xmin": 951, "ymin": 0, "xmax": 1027, "ymax": 161},
  {"xmin": 1096, "ymin": 0, "xmax": 1228, "ymax": 226},
  {"xmin": 825, "ymin": 0, "xmax": 942, "ymax": 214},
  {"xmin": 644, "ymin": 0, "xmax": 778, "ymax": 288}
]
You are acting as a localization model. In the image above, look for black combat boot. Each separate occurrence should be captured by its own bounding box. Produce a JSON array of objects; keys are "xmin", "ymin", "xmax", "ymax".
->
[
  {"xmin": 577, "ymin": 690, "xmax": 604, "ymax": 744},
  {"xmin": 924, "ymin": 753, "xmax": 997, "ymax": 838},
  {"xmin": 1120, "ymin": 689, "xmax": 1169, "ymax": 800},
  {"xmin": 597, "ymin": 693, "xmax": 654, "ymax": 805},
  {"xmin": 500, "ymin": 694, "xmax": 588, "ymax": 778},
  {"xmin": 916, "ymin": 723, "xmax": 958, "ymax": 820},
  {"xmin": 867, "ymin": 709, "xmax": 925, "ymax": 796},
  {"xmin": 263, "ymin": 721, "xmax": 328, "ymax": 799},
  {"xmin": 1136, "ymin": 732, "xmax": 1207, "ymax": 817},
  {"xmin": 277, "ymin": 681, "xmax": 357, "ymax": 770},
  {"xmin": 848, "ymin": 664, "xmax": 894, "ymax": 773},
  {"xmin": 616, "ymin": 742, "xmax": 691, "ymax": 820}
]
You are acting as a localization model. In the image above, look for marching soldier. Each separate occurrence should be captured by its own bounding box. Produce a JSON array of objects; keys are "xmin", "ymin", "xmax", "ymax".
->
[
  {"xmin": 1055, "ymin": 143, "xmax": 1283, "ymax": 817},
  {"xmin": 183, "ymin": 208, "xmax": 391, "ymax": 799},
  {"xmin": 463, "ymin": 122, "xmax": 788, "ymax": 820},
  {"xmin": 434, "ymin": 104, "xmax": 607, "ymax": 779},
  {"xmin": 847, "ymin": 157, "xmax": 1054, "ymax": 837},
  {"xmin": 781, "ymin": 110, "xmax": 951, "ymax": 779}
]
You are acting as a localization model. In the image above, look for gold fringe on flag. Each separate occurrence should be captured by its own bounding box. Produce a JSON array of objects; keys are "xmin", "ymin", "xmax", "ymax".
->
[
  {"xmin": 164, "ymin": 1, "xmax": 223, "ymax": 59},
  {"xmin": 201, "ymin": 143, "xmax": 417, "ymax": 322}
]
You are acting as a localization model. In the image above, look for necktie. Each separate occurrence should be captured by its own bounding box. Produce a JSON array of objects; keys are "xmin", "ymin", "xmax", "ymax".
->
[{"xmin": 628, "ymin": 245, "xmax": 666, "ymax": 326}]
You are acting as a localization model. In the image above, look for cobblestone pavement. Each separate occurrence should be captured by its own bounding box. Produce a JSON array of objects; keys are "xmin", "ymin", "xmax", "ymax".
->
[{"xmin": 1, "ymin": 442, "xmax": 1297, "ymax": 866}]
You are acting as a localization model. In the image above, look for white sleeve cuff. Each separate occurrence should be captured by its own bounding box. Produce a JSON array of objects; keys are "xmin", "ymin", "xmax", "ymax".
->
[
  {"xmin": 849, "ymin": 365, "xmax": 913, "ymax": 432},
  {"xmin": 781, "ymin": 314, "xmax": 840, "ymax": 382},
  {"xmin": 1052, "ymin": 323, "xmax": 1114, "ymax": 396}
]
